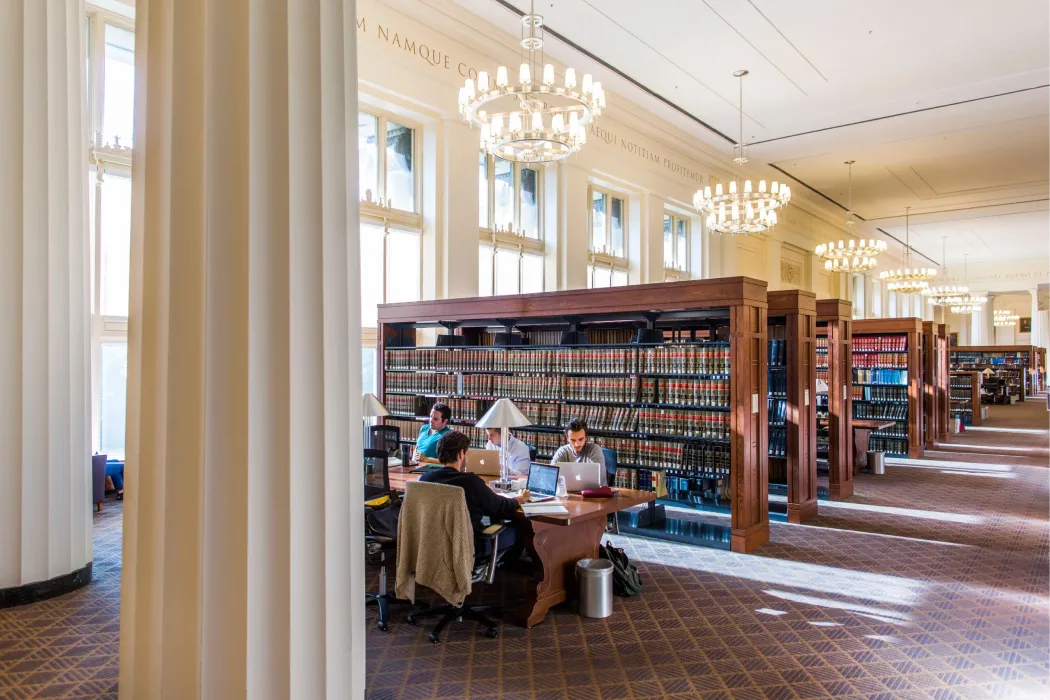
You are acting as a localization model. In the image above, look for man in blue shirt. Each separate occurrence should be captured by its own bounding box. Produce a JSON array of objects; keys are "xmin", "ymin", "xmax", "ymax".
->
[{"xmin": 414, "ymin": 402, "xmax": 452, "ymax": 463}]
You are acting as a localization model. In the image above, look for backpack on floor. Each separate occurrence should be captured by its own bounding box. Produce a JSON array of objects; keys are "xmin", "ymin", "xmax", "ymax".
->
[{"xmin": 599, "ymin": 542, "xmax": 642, "ymax": 597}]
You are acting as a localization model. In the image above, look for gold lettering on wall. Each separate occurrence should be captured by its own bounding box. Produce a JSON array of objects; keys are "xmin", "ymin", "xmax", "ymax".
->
[
  {"xmin": 359, "ymin": 16, "xmax": 471, "ymax": 75},
  {"xmin": 589, "ymin": 124, "xmax": 703, "ymax": 183}
]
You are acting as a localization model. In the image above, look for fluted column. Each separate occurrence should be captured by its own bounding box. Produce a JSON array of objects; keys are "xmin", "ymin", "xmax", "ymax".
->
[
  {"xmin": 118, "ymin": 1, "xmax": 363, "ymax": 698},
  {"xmin": 0, "ymin": 0, "xmax": 92, "ymax": 603}
]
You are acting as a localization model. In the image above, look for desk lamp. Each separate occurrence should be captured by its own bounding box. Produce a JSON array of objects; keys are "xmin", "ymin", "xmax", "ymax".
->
[
  {"xmin": 362, "ymin": 393, "xmax": 390, "ymax": 449},
  {"xmin": 475, "ymin": 398, "xmax": 532, "ymax": 489}
]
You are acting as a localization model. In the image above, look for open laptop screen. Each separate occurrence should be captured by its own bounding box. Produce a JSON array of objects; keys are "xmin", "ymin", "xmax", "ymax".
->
[{"xmin": 526, "ymin": 463, "xmax": 560, "ymax": 496}]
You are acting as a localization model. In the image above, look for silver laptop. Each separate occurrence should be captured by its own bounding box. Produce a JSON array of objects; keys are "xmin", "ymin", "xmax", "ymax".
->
[
  {"xmin": 464, "ymin": 449, "xmax": 502, "ymax": 476},
  {"xmin": 558, "ymin": 462, "xmax": 603, "ymax": 491},
  {"xmin": 525, "ymin": 463, "xmax": 560, "ymax": 502}
]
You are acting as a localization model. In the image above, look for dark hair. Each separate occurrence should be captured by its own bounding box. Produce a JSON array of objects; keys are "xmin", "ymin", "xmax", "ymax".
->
[
  {"xmin": 566, "ymin": 418, "xmax": 588, "ymax": 435},
  {"xmin": 431, "ymin": 402, "xmax": 452, "ymax": 423},
  {"xmin": 436, "ymin": 431, "xmax": 471, "ymax": 465}
]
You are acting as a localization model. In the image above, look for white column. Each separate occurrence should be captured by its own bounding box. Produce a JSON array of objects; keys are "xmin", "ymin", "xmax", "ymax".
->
[
  {"xmin": 975, "ymin": 296, "xmax": 994, "ymax": 345},
  {"xmin": 1030, "ymin": 287, "xmax": 1047, "ymax": 350},
  {"xmin": 0, "ymin": 0, "xmax": 92, "ymax": 597},
  {"xmin": 642, "ymin": 193, "xmax": 664, "ymax": 284},
  {"xmin": 558, "ymin": 163, "xmax": 589, "ymax": 290},
  {"xmin": 119, "ymin": 1, "xmax": 363, "ymax": 698},
  {"xmin": 440, "ymin": 119, "xmax": 479, "ymax": 299}
]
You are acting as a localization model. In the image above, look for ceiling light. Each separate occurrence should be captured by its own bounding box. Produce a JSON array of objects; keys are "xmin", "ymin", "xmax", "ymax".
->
[
  {"xmin": 925, "ymin": 237, "xmax": 968, "ymax": 305},
  {"xmin": 693, "ymin": 70, "xmax": 790, "ymax": 235},
  {"xmin": 994, "ymin": 310, "xmax": 1020, "ymax": 326},
  {"xmin": 458, "ymin": 0, "xmax": 605, "ymax": 163},
  {"xmin": 815, "ymin": 161, "xmax": 886, "ymax": 272},
  {"xmin": 879, "ymin": 207, "xmax": 937, "ymax": 293},
  {"xmin": 946, "ymin": 254, "xmax": 987, "ymax": 314}
]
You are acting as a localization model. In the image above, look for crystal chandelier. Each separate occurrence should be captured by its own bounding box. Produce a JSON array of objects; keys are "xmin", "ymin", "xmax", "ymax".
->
[
  {"xmin": 879, "ymin": 207, "xmax": 937, "ymax": 293},
  {"xmin": 925, "ymin": 237, "xmax": 970, "ymax": 305},
  {"xmin": 457, "ymin": 0, "xmax": 605, "ymax": 164},
  {"xmin": 994, "ymin": 310, "xmax": 1020, "ymax": 326},
  {"xmin": 693, "ymin": 70, "xmax": 790, "ymax": 235},
  {"xmin": 948, "ymin": 254, "xmax": 987, "ymax": 314},
  {"xmin": 815, "ymin": 160, "xmax": 886, "ymax": 272}
]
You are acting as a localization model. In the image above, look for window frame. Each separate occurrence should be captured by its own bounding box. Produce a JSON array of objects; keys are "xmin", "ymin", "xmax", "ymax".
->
[
  {"xmin": 587, "ymin": 184, "xmax": 628, "ymax": 285},
  {"xmin": 478, "ymin": 242, "xmax": 545, "ymax": 296},
  {"xmin": 663, "ymin": 212, "xmax": 690, "ymax": 280},
  {"xmin": 358, "ymin": 107, "xmax": 423, "ymax": 230},
  {"xmin": 478, "ymin": 152, "xmax": 544, "ymax": 242}
]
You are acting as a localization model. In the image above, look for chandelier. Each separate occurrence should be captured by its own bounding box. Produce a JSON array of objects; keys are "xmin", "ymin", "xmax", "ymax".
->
[
  {"xmin": 457, "ymin": 0, "xmax": 605, "ymax": 164},
  {"xmin": 925, "ymin": 237, "xmax": 969, "ymax": 305},
  {"xmin": 693, "ymin": 70, "xmax": 790, "ymax": 234},
  {"xmin": 815, "ymin": 161, "xmax": 886, "ymax": 272},
  {"xmin": 948, "ymin": 254, "xmax": 987, "ymax": 314},
  {"xmin": 879, "ymin": 207, "xmax": 937, "ymax": 293},
  {"xmin": 995, "ymin": 310, "xmax": 1020, "ymax": 327}
]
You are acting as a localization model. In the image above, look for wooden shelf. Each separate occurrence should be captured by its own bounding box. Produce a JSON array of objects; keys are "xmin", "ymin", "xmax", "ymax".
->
[
  {"xmin": 377, "ymin": 277, "xmax": 772, "ymax": 554},
  {"xmin": 950, "ymin": 371, "xmax": 982, "ymax": 426},
  {"xmin": 923, "ymin": 322, "xmax": 951, "ymax": 447},
  {"xmin": 816, "ymin": 299, "xmax": 853, "ymax": 500},
  {"xmin": 950, "ymin": 345, "xmax": 1038, "ymax": 400},
  {"xmin": 852, "ymin": 318, "xmax": 924, "ymax": 460}
]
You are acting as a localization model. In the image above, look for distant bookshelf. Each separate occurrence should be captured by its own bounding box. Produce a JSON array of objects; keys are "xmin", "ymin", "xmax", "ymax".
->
[
  {"xmin": 816, "ymin": 299, "xmax": 853, "ymax": 500},
  {"xmin": 949, "ymin": 346, "xmax": 1036, "ymax": 401}
]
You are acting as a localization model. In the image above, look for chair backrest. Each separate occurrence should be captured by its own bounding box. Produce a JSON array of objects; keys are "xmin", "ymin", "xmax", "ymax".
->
[
  {"xmin": 364, "ymin": 449, "xmax": 390, "ymax": 499},
  {"xmin": 91, "ymin": 454, "xmax": 107, "ymax": 504},
  {"xmin": 526, "ymin": 444, "xmax": 537, "ymax": 462},
  {"xmin": 601, "ymin": 446, "xmax": 617, "ymax": 487},
  {"xmin": 368, "ymin": 424, "xmax": 401, "ymax": 457},
  {"xmin": 398, "ymin": 481, "xmax": 476, "ymax": 601}
]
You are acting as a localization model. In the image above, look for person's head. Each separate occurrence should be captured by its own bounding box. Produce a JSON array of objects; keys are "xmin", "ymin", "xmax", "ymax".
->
[
  {"xmin": 566, "ymin": 418, "xmax": 588, "ymax": 455},
  {"xmin": 429, "ymin": 403, "xmax": 451, "ymax": 431},
  {"xmin": 485, "ymin": 428, "xmax": 502, "ymax": 445},
  {"xmin": 436, "ymin": 431, "xmax": 471, "ymax": 470}
]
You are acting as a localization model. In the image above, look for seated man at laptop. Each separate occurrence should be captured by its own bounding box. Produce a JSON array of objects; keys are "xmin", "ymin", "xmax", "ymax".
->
[
  {"xmin": 413, "ymin": 402, "xmax": 453, "ymax": 465},
  {"xmin": 484, "ymin": 428, "xmax": 531, "ymax": 478},
  {"xmin": 421, "ymin": 432, "xmax": 531, "ymax": 550},
  {"xmin": 551, "ymin": 418, "xmax": 606, "ymax": 484}
]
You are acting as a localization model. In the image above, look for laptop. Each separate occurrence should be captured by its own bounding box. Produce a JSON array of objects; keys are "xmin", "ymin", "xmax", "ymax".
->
[
  {"xmin": 525, "ymin": 463, "xmax": 560, "ymax": 503},
  {"xmin": 558, "ymin": 462, "xmax": 602, "ymax": 492},
  {"xmin": 465, "ymin": 449, "xmax": 502, "ymax": 476}
]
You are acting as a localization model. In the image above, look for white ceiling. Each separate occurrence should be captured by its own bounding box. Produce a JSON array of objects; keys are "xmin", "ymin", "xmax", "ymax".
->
[{"xmin": 441, "ymin": 0, "xmax": 1050, "ymax": 265}]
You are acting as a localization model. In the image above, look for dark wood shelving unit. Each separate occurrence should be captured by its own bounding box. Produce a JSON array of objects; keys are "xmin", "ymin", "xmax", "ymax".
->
[
  {"xmin": 851, "ymin": 318, "xmax": 924, "ymax": 460},
  {"xmin": 766, "ymin": 290, "xmax": 817, "ymax": 524},
  {"xmin": 377, "ymin": 277, "xmax": 772, "ymax": 553},
  {"xmin": 950, "ymin": 371, "xmax": 982, "ymax": 426},
  {"xmin": 816, "ymin": 299, "xmax": 853, "ymax": 500},
  {"xmin": 923, "ymin": 322, "xmax": 950, "ymax": 447},
  {"xmin": 949, "ymin": 345, "xmax": 1036, "ymax": 401}
]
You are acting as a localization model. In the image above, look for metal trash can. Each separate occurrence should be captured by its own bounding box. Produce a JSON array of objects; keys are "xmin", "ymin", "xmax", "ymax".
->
[
  {"xmin": 950, "ymin": 418, "xmax": 961, "ymax": 434},
  {"xmin": 867, "ymin": 451, "xmax": 886, "ymax": 475},
  {"xmin": 577, "ymin": 558, "xmax": 614, "ymax": 618}
]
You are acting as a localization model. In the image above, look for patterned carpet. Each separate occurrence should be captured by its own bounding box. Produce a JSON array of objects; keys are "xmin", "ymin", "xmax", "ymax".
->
[{"xmin": 0, "ymin": 403, "xmax": 1047, "ymax": 699}]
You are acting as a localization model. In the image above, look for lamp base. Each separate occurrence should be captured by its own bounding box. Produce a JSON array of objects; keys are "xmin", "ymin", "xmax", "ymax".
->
[{"xmin": 491, "ymin": 479, "xmax": 515, "ymax": 492}]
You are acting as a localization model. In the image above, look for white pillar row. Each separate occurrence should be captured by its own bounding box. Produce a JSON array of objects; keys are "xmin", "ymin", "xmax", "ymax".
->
[
  {"xmin": 119, "ymin": 1, "xmax": 363, "ymax": 698},
  {"xmin": 1030, "ymin": 287, "xmax": 1048, "ymax": 351},
  {"xmin": 0, "ymin": 0, "xmax": 92, "ymax": 600}
]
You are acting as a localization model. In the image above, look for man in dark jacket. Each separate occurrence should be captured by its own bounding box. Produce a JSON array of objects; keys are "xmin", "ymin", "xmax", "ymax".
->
[{"xmin": 420, "ymin": 431, "xmax": 530, "ymax": 552}]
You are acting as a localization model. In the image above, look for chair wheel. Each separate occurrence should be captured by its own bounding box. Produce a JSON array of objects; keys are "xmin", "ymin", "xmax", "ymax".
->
[
  {"xmin": 406, "ymin": 615, "xmax": 417, "ymax": 625},
  {"xmin": 485, "ymin": 628, "xmax": 499, "ymax": 638},
  {"xmin": 428, "ymin": 633, "xmax": 440, "ymax": 644},
  {"xmin": 377, "ymin": 621, "xmax": 389, "ymax": 632}
]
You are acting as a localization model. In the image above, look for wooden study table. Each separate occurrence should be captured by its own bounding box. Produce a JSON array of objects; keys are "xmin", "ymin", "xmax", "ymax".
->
[
  {"xmin": 851, "ymin": 419, "xmax": 895, "ymax": 472},
  {"xmin": 387, "ymin": 466, "xmax": 656, "ymax": 627}
]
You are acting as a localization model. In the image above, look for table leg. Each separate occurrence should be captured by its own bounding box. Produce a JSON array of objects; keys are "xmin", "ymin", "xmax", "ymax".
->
[
  {"xmin": 853, "ymin": 429, "xmax": 871, "ymax": 474},
  {"xmin": 513, "ymin": 517, "xmax": 607, "ymax": 628}
]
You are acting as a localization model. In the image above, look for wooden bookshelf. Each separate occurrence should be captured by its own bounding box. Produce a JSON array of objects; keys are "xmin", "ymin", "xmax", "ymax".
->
[
  {"xmin": 950, "ymin": 371, "xmax": 982, "ymax": 426},
  {"xmin": 949, "ymin": 345, "xmax": 1034, "ymax": 401},
  {"xmin": 377, "ymin": 277, "xmax": 771, "ymax": 554},
  {"xmin": 816, "ymin": 299, "xmax": 853, "ymax": 500},
  {"xmin": 1037, "ymin": 348, "xmax": 1046, "ymax": 392},
  {"xmin": 767, "ymin": 290, "xmax": 817, "ymax": 524},
  {"xmin": 922, "ymin": 322, "xmax": 950, "ymax": 447},
  {"xmin": 851, "ymin": 318, "xmax": 924, "ymax": 460}
]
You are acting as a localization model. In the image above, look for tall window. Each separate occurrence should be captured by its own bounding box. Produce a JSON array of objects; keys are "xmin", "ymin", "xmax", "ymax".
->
[
  {"xmin": 663, "ymin": 213, "xmax": 688, "ymax": 280},
  {"xmin": 87, "ymin": 7, "xmax": 134, "ymax": 459},
  {"xmin": 588, "ymin": 185, "xmax": 628, "ymax": 288},
  {"xmin": 358, "ymin": 110, "xmax": 419, "ymax": 219},
  {"xmin": 478, "ymin": 151, "xmax": 544, "ymax": 295}
]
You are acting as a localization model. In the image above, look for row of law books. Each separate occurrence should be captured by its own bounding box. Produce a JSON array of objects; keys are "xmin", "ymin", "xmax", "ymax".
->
[
  {"xmin": 644, "ymin": 378, "xmax": 730, "ymax": 407},
  {"xmin": 854, "ymin": 385, "xmax": 907, "ymax": 402},
  {"xmin": 639, "ymin": 344, "xmax": 731, "ymax": 375},
  {"xmin": 612, "ymin": 468, "xmax": 666, "ymax": 496},
  {"xmin": 768, "ymin": 398, "xmax": 787, "ymax": 425},
  {"xmin": 636, "ymin": 408, "xmax": 730, "ymax": 440},
  {"xmin": 870, "ymin": 436, "xmax": 908, "ymax": 455},
  {"xmin": 768, "ymin": 339, "xmax": 787, "ymax": 367},
  {"xmin": 853, "ymin": 368, "xmax": 908, "ymax": 385},
  {"xmin": 853, "ymin": 403, "xmax": 907, "ymax": 420},
  {"xmin": 768, "ymin": 369, "xmax": 787, "ymax": 397},
  {"xmin": 385, "ymin": 419, "xmax": 487, "ymax": 449},
  {"xmin": 853, "ymin": 352, "xmax": 907, "ymax": 369},
  {"xmin": 385, "ymin": 372, "xmax": 458, "ymax": 395},
  {"xmin": 853, "ymin": 335, "xmax": 906, "ymax": 353},
  {"xmin": 768, "ymin": 426, "xmax": 787, "ymax": 458}
]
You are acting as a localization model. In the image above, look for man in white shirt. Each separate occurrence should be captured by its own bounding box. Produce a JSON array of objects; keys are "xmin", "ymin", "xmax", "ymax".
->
[{"xmin": 484, "ymin": 428, "xmax": 532, "ymax": 478}]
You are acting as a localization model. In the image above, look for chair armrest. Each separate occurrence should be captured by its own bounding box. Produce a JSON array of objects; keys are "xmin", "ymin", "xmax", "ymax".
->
[
  {"xmin": 479, "ymin": 523, "xmax": 505, "ymax": 539},
  {"xmin": 478, "ymin": 524, "xmax": 506, "ymax": 584}
]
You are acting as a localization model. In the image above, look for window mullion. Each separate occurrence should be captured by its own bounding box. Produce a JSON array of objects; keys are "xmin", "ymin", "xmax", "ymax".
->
[
  {"xmin": 488, "ymin": 154, "xmax": 495, "ymax": 231},
  {"xmin": 377, "ymin": 115, "xmax": 387, "ymax": 205}
]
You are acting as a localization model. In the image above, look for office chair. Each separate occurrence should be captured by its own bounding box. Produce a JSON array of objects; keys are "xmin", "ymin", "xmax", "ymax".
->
[
  {"xmin": 526, "ymin": 444, "xmax": 537, "ymax": 462},
  {"xmin": 601, "ymin": 446, "xmax": 620, "ymax": 535},
  {"xmin": 368, "ymin": 424, "xmax": 401, "ymax": 459},
  {"xmin": 398, "ymin": 481, "xmax": 507, "ymax": 643},
  {"xmin": 363, "ymin": 448, "xmax": 405, "ymax": 631}
]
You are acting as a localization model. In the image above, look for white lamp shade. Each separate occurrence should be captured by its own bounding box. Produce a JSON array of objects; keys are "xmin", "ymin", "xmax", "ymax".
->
[
  {"xmin": 362, "ymin": 392, "xmax": 390, "ymax": 418},
  {"xmin": 475, "ymin": 398, "xmax": 532, "ymax": 428}
]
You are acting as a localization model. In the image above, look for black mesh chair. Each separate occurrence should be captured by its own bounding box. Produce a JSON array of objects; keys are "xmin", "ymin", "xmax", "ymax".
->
[
  {"xmin": 364, "ymin": 448, "xmax": 405, "ymax": 631},
  {"xmin": 368, "ymin": 424, "xmax": 401, "ymax": 459},
  {"xmin": 601, "ymin": 446, "xmax": 620, "ymax": 534}
]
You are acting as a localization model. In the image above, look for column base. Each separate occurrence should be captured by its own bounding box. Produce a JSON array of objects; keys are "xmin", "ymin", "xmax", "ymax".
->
[
  {"xmin": 731, "ymin": 522, "xmax": 769, "ymax": 553},
  {"xmin": 0, "ymin": 563, "xmax": 93, "ymax": 609},
  {"xmin": 828, "ymin": 480, "xmax": 854, "ymax": 500},
  {"xmin": 787, "ymin": 500, "xmax": 818, "ymax": 524}
]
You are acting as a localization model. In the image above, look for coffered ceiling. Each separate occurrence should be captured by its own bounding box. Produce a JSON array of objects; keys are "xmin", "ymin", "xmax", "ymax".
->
[{"xmin": 439, "ymin": 0, "xmax": 1050, "ymax": 265}]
